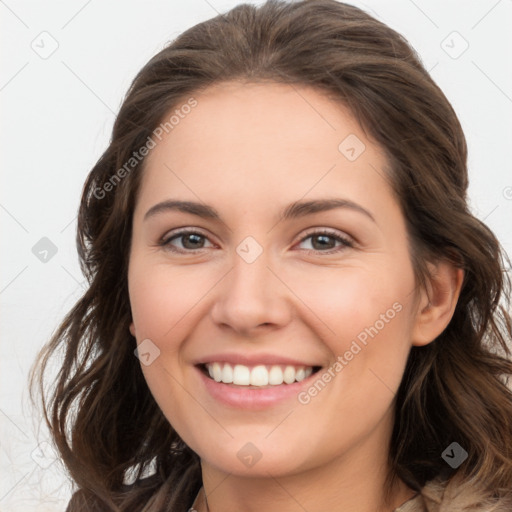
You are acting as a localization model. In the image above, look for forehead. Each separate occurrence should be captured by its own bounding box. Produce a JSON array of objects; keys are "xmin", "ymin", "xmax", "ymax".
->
[
  {"xmin": 154, "ymin": 80, "xmax": 367, "ymax": 159},
  {"xmin": 136, "ymin": 81, "xmax": 394, "ymax": 218}
]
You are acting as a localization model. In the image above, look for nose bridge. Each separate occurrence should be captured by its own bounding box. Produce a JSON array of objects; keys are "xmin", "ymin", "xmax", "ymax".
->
[
  {"xmin": 211, "ymin": 241, "xmax": 290, "ymax": 332},
  {"xmin": 232, "ymin": 245, "xmax": 272, "ymax": 295}
]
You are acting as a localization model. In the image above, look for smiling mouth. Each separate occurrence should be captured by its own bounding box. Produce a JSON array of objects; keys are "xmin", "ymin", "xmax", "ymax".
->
[{"xmin": 198, "ymin": 362, "xmax": 322, "ymax": 387}]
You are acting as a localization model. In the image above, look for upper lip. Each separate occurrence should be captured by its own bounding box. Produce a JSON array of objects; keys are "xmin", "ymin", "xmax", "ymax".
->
[{"xmin": 194, "ymin": 353, "xmax": 322, "ymax": 367}]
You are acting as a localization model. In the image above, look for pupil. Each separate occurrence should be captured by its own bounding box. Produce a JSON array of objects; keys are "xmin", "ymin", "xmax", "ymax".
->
[
  {"xmin": 313, "ymin": 235, "xmax": 334, "ymax": 250},
  {"xmin": 184, "ymin": 234, "xmax": 203, "ymax": 249}
]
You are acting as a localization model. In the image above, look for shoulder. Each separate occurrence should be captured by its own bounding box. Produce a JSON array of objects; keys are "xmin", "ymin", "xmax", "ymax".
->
[{"xmin": 396, "ymin": 474, "xmax": 512, "ymax": 512}]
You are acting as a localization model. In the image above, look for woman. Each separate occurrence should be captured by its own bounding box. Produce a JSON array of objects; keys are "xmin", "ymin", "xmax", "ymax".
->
[{"xmin": 31, "ymin": 1, "xmax": 512, "ymax": 510}]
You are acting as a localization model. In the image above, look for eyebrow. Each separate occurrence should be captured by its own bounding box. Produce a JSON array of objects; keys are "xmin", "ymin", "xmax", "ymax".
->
[{"xmin": 143, "ymin": 198, "xmax": 376, "ymax": 223}]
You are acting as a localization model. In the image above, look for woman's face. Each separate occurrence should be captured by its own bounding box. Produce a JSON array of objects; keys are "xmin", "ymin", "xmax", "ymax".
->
[{"xmin": 128, "ymin": 81, "xmax": 426, "ymax": 478}]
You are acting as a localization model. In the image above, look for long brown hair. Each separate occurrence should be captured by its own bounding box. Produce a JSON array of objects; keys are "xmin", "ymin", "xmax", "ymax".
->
[{"xmin": 30, "ymin": 1, "xmax": 512, "ymax": 510}]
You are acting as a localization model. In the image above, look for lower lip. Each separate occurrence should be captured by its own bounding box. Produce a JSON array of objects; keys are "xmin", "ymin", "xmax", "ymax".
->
[{"xmin": 196, "ymin": 366, "xmax": 319, "ymax": 410}]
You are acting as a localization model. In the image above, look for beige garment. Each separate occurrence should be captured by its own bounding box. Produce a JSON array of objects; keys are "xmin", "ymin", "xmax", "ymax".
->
[
  {"xmin": 190, "ymin": 477, "xmax": 512, "ymax": 512},
  {"xmin": 394, "ymin": 476, "xmax": 512, "ymax": 512}
]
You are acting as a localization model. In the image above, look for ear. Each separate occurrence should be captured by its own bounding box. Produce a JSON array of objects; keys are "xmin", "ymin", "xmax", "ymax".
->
[
  {"xmin": 129, "ymin": 321, "xmax": 136, "ymax": 338},
  {"xmin": 412, "ymin": 261, "xmax": 464, "ymax": 347}
]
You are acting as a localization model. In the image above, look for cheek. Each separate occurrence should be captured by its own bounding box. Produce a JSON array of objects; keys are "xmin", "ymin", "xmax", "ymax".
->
[
  {"xmin": 128, "ymin": 262, "xmax": 199, "ymax": 420},
  {"xmin": 292, "ymin": 265, "xmax": 413, "ymax": 343},
  {"xmin": 128, "ymin": 260, "xmax": 216, "ymax": 341},
  {"xmin": 295, "ymin": 266, "xmax": 415, "ymax": 395}
]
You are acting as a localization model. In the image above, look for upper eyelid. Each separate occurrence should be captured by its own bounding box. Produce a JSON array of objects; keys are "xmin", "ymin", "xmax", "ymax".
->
[
  {"xmin": 300, "ymin": 227, "xmax": 353, "ymax": 241},
  {"xmin": 161, "ymin": 227, "xmax": 213, "ymax": 243}
]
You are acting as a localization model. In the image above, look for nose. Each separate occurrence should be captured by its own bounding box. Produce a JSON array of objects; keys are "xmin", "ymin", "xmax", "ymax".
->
[{"xmin": 210, "ymin": 249, "xmax": 292, "ymax": 336}]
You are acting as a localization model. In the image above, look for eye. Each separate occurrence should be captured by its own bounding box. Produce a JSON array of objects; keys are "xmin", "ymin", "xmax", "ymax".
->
[
  {"xmin": 160, "ymin": 230, "xmax": 214, "ymax": 253},
  {"xmin": 296, "ymin": 229, "xmax": 354, "ymax": 254},
  {"xmin": 159, "ymin": 228, "xmax": 354, "ymax": 255}
]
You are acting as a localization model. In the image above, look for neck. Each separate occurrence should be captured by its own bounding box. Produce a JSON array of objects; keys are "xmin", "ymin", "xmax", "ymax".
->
[{"xmin": 197, "ymin": 418, "xmax": 415, "ymax": 512}]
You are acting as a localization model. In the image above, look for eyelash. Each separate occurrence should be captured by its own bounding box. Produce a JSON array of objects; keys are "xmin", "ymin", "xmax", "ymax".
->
[{"xmin": 159, "ymin": 228, "xmax": 355, "ymax": 255}]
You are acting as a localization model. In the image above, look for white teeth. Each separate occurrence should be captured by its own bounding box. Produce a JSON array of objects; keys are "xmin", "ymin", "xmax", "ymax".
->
[
  {"xmin": 268, "ymin": 366, "xmax": 284, "ymax": 385},
  {"xmin": 212, "ymin": 362, "xmax": 222, "ymax": 382},
  {"xmin": 204, "ymin": 362, "xmax": 316, "ymax": 386},
  {"xmin": 250, "ymin": 365, "xmax": 269, "ymax": 386},
  {"xmin": 233, "ymin": 364, "xmax": 250, "ymax": 385},
  {"xmin": 283, "ymin": 365, "xmax": 296, "ymax": 384},
  {"xmin": 222, "ymin": 363, "xmax": 233, "ymax": 383}
]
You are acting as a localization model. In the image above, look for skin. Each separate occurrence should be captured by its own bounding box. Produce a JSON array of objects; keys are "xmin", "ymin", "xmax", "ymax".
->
[{"xmin": 128, "ymin": 81, "xmax": 463, "ymax": 512}]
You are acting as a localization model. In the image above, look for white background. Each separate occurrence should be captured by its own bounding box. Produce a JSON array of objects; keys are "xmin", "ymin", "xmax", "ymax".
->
[{"xmin": 1, "ymin": 0, "xmax": 511, "ymax": 510}]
